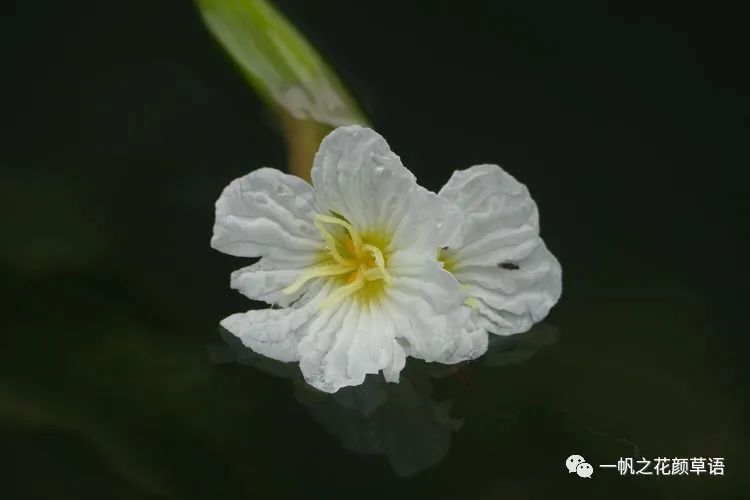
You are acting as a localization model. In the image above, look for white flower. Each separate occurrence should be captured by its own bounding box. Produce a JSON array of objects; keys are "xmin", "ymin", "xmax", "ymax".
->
[
  {"xmin": 437, "ymin": 164, "xmax": 562, "ymax": 336},
  {"xmin": 212, "ymin": 125, "xmax": 485, "ymax": 393}
]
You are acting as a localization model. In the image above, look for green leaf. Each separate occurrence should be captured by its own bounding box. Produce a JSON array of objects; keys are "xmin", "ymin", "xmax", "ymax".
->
[
  {"xmin": 196, "ymin": 0, "xmax": 369, "ymax": 180},
  {"xmin": 195, "ymin": 0, "xmax": 367, "ymax": 129}
]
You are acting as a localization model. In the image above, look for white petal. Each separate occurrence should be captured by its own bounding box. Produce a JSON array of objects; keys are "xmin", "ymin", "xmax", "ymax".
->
[
  {"xmin": 439, "ymin": 164, "xmax": 539, "ymax": 264},
  {"xmin": 296, "ymin": 298, "xmax": 408, "ymax": 393},
  {"xmin": 382, "ymin": 260, "xmax": 488, "ymax": 363},
  {"xmin": 439, "ymin": 164, "xmax": 536, "ymax": 219},
  {"xmin": 221, "ymin": 309, "xmax": 304, "ymax": 363},
  {"xmin": 311, "ymin": 125, "xmax": 461, "ymax": 251},
  {"xmin": 388, "ymin": 259, "xmax": 465, "ymax": 315},
  {"xmin": 467, "ymin": 241, "xmax": 562, "ymax": 335},
  {"xmin": 230, "ymin": 256, "xmax": 316, "ymax": 307},
  {"xmin": 442, "ymin": 317, "xmax": 489, "ymax": 364},
  {"xmin": 440, "ymin": 164, "xmax": 562, "ymax": 335},
  {"xmin": 211, "ymin": 167, "xmax": 322, "ymax": 260},
  {"xmin": 220, "ymin": 281, "xmax": 330, "ymax": 362}
]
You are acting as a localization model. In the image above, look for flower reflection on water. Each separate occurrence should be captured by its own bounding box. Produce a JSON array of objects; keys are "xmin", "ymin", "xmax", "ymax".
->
[{"xmin": 208, "ymin": 323, "xmax": 559, "ymax": 476}]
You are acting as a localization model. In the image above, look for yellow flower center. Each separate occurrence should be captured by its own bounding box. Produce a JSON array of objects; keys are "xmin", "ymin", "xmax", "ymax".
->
[
  {"xmin": 437, "ymin": 247, "xmax": 457, "ymax": 273},
  {"xmin": 283, "ymin": 214, "xmax": 392, "ymax": 308}
]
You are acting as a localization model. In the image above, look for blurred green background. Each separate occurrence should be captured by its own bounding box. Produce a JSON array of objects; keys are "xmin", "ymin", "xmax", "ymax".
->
[{"xmin": 1, "ymin": 1, "xmax": 748, "ymax": 499}]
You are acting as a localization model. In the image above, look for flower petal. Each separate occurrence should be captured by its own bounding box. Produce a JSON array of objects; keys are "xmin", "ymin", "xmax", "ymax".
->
[
  {"xmin": 311, "ymin": 125, "xmax": 461, "ymax": 251},
  {"xmin": 297, "ymin": 298, "xmax": 408, "ymax": 393},
  {"xmin": 221, "ymin": 309, "xmax": 304, "ymax": 363},
  {"xmin": 230, "ymin": 256, "xmax": 316, "ymax": 307},
  {"xmin": 467, "ymin": 241, "xmax": 562, "ymax": 335},
  {"xmin": 220, "ymin": 281, "xmax": 331, "ymax": 362},
  {"xmin": 211, "ymin": 167, "xmax": 322, "ymax": 260},
  {"xmin": 439, "ymin": 164, "xmax": 539, "ymax": 262},
  {"xmin": 383, "ymin": 260, "xmax": 488, "ymax": 363},
  {"xmin": 443, "ymin": 318, "xmax": 489, "ymax": 364},
  {"xmin": 439, "ymin": 164, "xmax": 562, "ymax": 335}
]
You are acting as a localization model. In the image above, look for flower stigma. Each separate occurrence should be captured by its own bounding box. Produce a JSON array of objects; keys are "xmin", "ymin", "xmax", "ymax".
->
[{"xmin": 283, "ymin": 213, "xmax": 392, "ymax": 308}]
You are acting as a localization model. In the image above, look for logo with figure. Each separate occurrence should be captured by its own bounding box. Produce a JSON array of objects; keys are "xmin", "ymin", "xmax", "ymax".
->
[{"xmin": 566, "ymin": 454, "xmax": 594, "ymax": 478}]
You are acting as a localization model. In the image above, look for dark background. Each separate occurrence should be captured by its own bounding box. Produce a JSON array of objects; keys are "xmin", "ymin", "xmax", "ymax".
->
[{"xmin": 1, "ymin": 1, "xmax": 748, "ymax": 499}]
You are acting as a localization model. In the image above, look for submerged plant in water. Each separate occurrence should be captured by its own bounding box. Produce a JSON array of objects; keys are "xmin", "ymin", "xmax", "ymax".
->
[{"xmin": 212, "ymin": 126, "xmax": 561, "ymax": 392}]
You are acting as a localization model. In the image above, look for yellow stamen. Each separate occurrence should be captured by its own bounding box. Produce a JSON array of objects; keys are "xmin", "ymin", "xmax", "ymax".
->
[
  {"xmin": 363, "ymin": 268, "xmax": 386, "ymax": 281},
  {"xmin": 283, "ymin": 212, "xmax": 391, "ymax": 306},
  {"xmin": 315, "ymin": 214, "xmax": 363, "ymax": 250},
  {"xmin": 362, "ymin": 243, "xmax": 384, "ymax": 269},
  {"xmin": 320, "ymin": 265, "xmax": 366, "ymax": 309},
  {"xmin": 283, "ymin": 263, "xmax": 355, "ymax": 295},
  {"xmin": 362, "ymin": 243, "xmax": 392, "ymax": 285},
  {"xmin": 313, "ymin": 217, "xmax": 355, "ymax": 266}
]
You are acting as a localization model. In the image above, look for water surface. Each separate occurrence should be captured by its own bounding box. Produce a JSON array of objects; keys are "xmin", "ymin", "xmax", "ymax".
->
[{"xmin": 2, "ymin": 1, "xmax": 747, "ymax": 499}]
